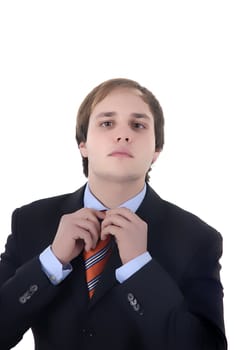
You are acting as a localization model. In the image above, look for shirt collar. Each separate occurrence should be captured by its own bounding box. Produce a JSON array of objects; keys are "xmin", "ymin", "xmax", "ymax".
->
[{"xmin": 83, "ymin": 183, "xmax": 146, "ymax": 213}]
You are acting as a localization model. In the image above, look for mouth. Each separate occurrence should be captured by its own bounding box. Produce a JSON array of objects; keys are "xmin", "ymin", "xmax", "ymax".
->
[{"xmin": 108, "ymin": 150, "xmax": 133, "ymax": 158}]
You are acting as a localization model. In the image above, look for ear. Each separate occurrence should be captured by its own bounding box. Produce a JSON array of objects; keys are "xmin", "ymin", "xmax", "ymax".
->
[
  {"xmin": 152, "ymin": 151, "xmax": 160, "ymax": 164},
  {"xmin": 79, "ymin": 142, "xmax": 88, "ymax": 158}
]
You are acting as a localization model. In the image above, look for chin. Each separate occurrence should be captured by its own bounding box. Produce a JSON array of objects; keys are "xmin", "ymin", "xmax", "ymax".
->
[{"xmin": 100, "ymin": 172, "xmax": 141, "ymax": 183}]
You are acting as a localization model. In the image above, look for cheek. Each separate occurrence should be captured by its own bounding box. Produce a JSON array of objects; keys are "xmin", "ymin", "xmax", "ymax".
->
[{"xmin": 85, "ymin": 138, "xmax": 106, "ymax": 158}]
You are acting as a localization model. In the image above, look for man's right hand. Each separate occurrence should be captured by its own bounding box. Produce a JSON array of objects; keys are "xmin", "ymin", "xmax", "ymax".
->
[{"xmin": 51, "ymin": 208, "xmax": 106, "ymax": 265}]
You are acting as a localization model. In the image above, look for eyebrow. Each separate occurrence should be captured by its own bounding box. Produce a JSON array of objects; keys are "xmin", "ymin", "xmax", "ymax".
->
[
  {"xmin": 131, "ymin": 113, "xmax": 151, "ymax": 120},
  {"xmin": 95, "ymin": 112, "xmax": 116, "ymax": 118},
  {"xmin": 95, "ymin": 112, "xmax": 151, "ymax": 120}
]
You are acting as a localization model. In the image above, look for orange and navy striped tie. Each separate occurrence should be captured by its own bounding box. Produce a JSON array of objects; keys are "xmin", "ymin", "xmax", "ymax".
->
[{"xmin": 83, "ymin": 236, "xmax": 112, "ymax": 298}]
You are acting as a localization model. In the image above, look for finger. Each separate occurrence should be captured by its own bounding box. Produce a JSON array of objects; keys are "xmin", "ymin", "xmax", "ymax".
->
[
  {"xmin": 73, "ymin": 208, "xmax": 104, "ymax": 223},
  {"xmin": 100, "ymin": 231, "xmax": 112, "ymax": 241},
  {"xmin": 72, "ymin": 218, "xmax": 100, "ymax": 249},
  {"xmin": 105, "ymin": 207, "xmax": 134, "ymax": 221},
  {"xmin": 73, "ymin": 210, "xmax": 103, "ymax": 241},
  {"xmin": 75, "ymin": 218, "xmax": 100, "ymax": 237},
  {"xmin": 82, "ymin": 209, "xmax": 106, "ymax": 223},
  {"xmin": 72, "ymin": 228, "xmax": 94, "ymax": 252},
  {"xmin": 101, "ymin": 225, "xmax": 121, "ymax": 241},
  {"xmin": 95, "ymin": 210, "xmax": 107, "ymax": 221},
  {"xmin": 101, "ymin": 228, "xmax": 110, "ymax": 241},
  {"xmin": 101, "ymin": 215, "xmax": 126, "ymax": 230}
]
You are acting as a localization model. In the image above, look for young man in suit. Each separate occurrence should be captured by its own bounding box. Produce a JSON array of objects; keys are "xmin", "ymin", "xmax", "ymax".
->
[{"xmin": 0, "ymin": 78, "xmax": 227, "ymax": 349}]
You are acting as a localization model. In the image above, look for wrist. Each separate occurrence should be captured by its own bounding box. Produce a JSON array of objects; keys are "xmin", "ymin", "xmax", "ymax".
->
[{"xmin": 51, "ymin": 245, "xmax": 69, "ymax": 265}]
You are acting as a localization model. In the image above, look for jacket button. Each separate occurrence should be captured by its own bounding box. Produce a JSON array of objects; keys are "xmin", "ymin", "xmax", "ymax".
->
[
  {"xmin": 133, "ymin": 303, "xmax": 140, "ymax": 311},
  {"xmin": 19, "ymin": 296, "xmax": 27, "ymax": 304},
  {"xmin": 29, "ymin": 285, "xmax": 38, "ymax": 292},
  {"xmin": 127, "ymin": 293, "xmax": 134, "ymax": 301}
]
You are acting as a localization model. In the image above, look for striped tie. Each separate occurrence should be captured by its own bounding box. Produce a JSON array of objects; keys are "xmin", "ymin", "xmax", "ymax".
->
[{"xmin": 83, "ymin": 235, "xmax": 112, "ymax": 298}]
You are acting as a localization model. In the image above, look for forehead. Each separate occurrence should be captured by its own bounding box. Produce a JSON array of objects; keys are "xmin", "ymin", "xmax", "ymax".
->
[{"xmin": 91, "ymin": 88, "xmax": 153, "ymax": 118}]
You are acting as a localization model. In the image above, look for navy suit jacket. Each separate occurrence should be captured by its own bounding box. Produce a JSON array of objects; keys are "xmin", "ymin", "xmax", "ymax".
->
[{"xmin": 0, "ymin": 184, "xmax": 227, "ymax": 349}]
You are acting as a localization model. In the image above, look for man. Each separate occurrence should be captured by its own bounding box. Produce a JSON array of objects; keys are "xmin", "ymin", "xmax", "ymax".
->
[{"xmin": 0, "ymin": 78, "xmax": 227, "ymax": 349}]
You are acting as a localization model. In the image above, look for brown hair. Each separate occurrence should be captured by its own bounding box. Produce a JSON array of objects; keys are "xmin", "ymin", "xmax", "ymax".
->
[{"xmin": 76, "ymin": 78, "xmax": 165, "ymax": 182}]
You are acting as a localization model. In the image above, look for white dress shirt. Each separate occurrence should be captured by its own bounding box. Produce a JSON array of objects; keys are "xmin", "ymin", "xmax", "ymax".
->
[{"xmin": 39, "ymin": 183, "xmax": 152, "ymax": 285}]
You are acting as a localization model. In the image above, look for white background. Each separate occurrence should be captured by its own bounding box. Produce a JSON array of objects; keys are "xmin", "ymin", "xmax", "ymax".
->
[{"xmin": 0, "ymin": 1, "xmax": 233, "ymax": 348}]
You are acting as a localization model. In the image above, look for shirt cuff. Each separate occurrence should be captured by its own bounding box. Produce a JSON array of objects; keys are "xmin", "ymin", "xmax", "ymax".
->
[
  {"xmin": 115, "ymin": 252, "xmax": 152, "ymax": 283},
  {"xmin": 39, "ymin": 246, "xmax": 72, "ymax": 285}
]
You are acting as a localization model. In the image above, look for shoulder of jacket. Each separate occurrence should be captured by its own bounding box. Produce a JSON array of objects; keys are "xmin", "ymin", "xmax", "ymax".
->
[
  {"xmin": 14, "ymin": 185, "xmax": 85, "ymax": 216},
  {"xmin": 147, "ymin": 184, "xmax": 221, "ymax": 240}
]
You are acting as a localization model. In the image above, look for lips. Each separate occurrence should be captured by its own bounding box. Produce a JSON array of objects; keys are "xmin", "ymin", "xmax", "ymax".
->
[{"xmin": 108, "ymin": 149, "xmax": 133, "ymax": 158}]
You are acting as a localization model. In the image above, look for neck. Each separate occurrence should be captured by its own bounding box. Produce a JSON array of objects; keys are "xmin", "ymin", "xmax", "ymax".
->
[{"xmin": 87, "ymin": 176, "xmax": 146, "ymax": 208}]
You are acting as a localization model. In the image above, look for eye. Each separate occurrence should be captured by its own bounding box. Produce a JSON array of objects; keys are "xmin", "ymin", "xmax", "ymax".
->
[
  {"xmin": 100, "ymin": 121, "xmax": 113, "ymax": 127},
  {"xmin": 132, "ymin": 122, "xmax": 145, "ymax": 129}
]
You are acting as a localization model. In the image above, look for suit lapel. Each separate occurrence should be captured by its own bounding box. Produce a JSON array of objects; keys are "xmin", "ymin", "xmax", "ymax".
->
[
  {"xmin": 60, "ymin": 185, "xmax": 86, "ymax": 214},
  {"xmin": 136, "ymin": 185, "xmax": 166, "ymax": 251},
  {"xmin": 136, "ymin": 184, "xmax": 165, "ymax": 223}
]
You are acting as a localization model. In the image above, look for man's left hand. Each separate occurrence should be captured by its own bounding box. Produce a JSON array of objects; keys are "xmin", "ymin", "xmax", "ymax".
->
[{"xmin": 101, "ymin": 208, "xmax": 148, "ymax": 264}]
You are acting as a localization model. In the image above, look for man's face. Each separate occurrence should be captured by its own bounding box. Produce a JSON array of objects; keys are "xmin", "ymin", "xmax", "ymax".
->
[{"xmin": 79, "ymin": 88, "xmax": 160, "ymax": 183}]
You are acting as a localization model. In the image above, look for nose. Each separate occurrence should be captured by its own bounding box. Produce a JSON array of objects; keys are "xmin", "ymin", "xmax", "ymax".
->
[
  {"xmin": 114, "ymin": 123, "xmax": 132, "ymax": 143},
  {"xmin": 116, "ymin": 136, "xmax": 130, "ymax": 142}
]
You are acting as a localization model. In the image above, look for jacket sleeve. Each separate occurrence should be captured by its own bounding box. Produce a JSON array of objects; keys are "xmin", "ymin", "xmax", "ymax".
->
[
  {"xmin": 116, "ymin": 231, "xmax": 227, "ymax": 350},
  {"xmin": 0, "ymin": 209, "xmax": 60, "ymax": 349}
]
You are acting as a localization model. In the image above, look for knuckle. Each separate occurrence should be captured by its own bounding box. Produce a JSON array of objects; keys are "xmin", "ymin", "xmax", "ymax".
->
[
  {"xmin": 61, "ymin": 213, "xmax": 73, "ymax": 223},
  {"xmin": 61, "ymin": 213, "xmax": 68, "ymax": 221}
]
